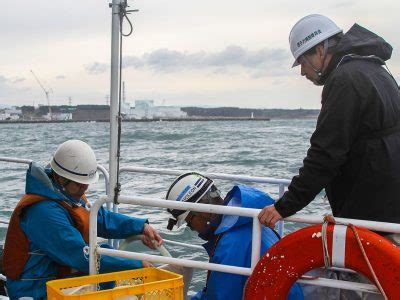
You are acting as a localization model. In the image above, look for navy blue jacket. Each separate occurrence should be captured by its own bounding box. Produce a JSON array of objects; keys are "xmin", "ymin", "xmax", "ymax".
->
[{"xmin": 276, "ymin": 24, "xmax": 400, "ymax": 223}]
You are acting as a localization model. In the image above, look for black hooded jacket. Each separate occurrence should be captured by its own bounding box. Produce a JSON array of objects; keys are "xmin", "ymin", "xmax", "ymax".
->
[{"xmin": 275, "ymin": 24, "xmax": 400, "ymax": 223}]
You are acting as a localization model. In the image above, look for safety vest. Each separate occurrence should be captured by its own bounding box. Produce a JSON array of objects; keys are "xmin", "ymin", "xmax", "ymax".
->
[{"xmin": 3, "ymin": 194, "xmax": 90, "ymax": 280}]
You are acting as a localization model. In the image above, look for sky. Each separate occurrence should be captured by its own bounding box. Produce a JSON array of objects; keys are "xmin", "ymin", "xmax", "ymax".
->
[{"xmin": 1, "ymin": 0, "xmax": 399, "ymax": 109}]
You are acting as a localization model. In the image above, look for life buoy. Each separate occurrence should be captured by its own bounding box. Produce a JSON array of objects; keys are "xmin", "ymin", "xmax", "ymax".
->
[{"xmin": 244, "ymin": 224, "xmax": 400, "ymax": 299}]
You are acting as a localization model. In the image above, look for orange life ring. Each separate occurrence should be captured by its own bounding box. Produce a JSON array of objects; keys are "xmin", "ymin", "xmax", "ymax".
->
[{"xmin": 244, "ymin": 224, "xmax": 400, "ymax": 299}]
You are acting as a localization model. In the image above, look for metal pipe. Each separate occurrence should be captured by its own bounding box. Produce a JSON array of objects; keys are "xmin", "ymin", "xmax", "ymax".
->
[
  {"xmin": 96, "ymin": 165, "xmax": 110, "ymax": 196},
  {"xmin": 277, "ymin": 183, "xmax": 285, "ymax": 236},
  {"xmin": 88, "ymin": 193, "xmax": 394, "ymax": 294},
  {"xmin": 0, "ymin": 157, "xmax": 32, "ymax": 164},
  {"xmin": 117, "ymin": 195, "xmax": 258, "ymax": 218},
  {"xmin": 109, "ymin": 0, "xmax": 122, "ymax": 249},
  {"xmin": 97, "ymin": 248, "xmax": 252, "ymax": 276},
  {"xmin": 119, "ymin": 166, "xmax": 291, "ymax": 185},
  {"xmin": 286, "ymin": 214, "xmax": 400, "ymax": 234},
  {"xmin": 109, "ymin": 0, "xmax": 121, "ymax": 212},
  {"xmin": 116, "ymin": 195, "xmax": 400, "ymax": 233},
  {"xmin": 251, "ymin": 217, "xmax": 261, "ymax": 270},
  {"xmin": 163, "ymin": 239, "xmax": 204, "ymax": 250},
  {"xmin": 298, "ymin": 276, "xmax": 378, "ymax": 293},
  {"xmin": 96, "ymin": 164, "xmax": 113, "ymax": 246},
  {"xmin": 95, "ymin": 249, "xmax": 378, "ymax": 293},
  {"xmin": 89, "ymin": 197, "xmax": 107, "ymax": 275}
]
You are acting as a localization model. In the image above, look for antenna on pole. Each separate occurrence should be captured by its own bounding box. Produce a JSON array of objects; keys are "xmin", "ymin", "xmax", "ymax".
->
[{"xmin": 30, "ymin": 70, "xmax": 52, "ymax": 120}]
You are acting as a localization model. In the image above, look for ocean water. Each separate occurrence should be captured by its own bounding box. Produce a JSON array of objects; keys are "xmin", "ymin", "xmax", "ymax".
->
[{"xmin": 0, "ymin": 119, "xmax": 331, "ymax": 294}]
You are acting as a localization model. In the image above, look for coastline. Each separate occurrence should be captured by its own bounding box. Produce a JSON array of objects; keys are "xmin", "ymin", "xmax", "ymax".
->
[{"xmin": 0, "ymin": 117, "xmax": 272, "ymax": 124}]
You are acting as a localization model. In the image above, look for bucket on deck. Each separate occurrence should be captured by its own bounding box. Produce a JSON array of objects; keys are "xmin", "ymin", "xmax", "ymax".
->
[{"xmin": 46, "ymin": 268, "xmax": 183, "ymax": 300}]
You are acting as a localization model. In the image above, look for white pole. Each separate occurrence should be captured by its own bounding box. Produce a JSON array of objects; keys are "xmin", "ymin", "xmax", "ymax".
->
[
  {"xmin": 119, "ymin": 166, "xmax": 291, "ymax": 185},
  {"xmin": 109, "ymin": 0, "xmax": 121, "ymax": 211},
  {"xmin": 251, "ymin": 217, "xmax": 261, "ymax": 269},
  {"xmin": 97, "ymin": 247, "xmax": 252, "ymax": 276},
  {"xmin": 0, "ymin": 157, "xmax": 32, "ymax": 164},
  {"xmin": 277, "ymin": 183, "xmax": 285, "ymax": 236},
  {"xmin": 115, "ymin": 195, "xmax": 400, "ymax": 234},
  {"xmin": 89, "ymin": 197, "xmax": 107, "ymax": 274},
  {"xmin": 163, "ymin": 239, "xmax": 205, "ymax": 250},
  {"xmin": 109, "ymin": 0, "xmax": 122, "ymax": 249}
]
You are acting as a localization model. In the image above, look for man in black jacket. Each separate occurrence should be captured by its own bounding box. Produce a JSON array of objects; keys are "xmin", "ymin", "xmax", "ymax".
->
[{"xmin": 259, "ymin": 14, "xmax": 400, "ymax": 232}]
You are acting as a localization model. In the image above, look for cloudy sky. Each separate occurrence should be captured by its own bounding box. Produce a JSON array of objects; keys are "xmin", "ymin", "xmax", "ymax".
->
[{"xmin": 1, "ymin": 0, "xmax": 399, "ymax": 109}]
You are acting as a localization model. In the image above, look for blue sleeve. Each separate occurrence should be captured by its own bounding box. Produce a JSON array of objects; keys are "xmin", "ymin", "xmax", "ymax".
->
[
  {"xmin": 97, "ymin": 206, "xmax": 147, "ymax": 239},
  {"xmin": 202, "ymin": 227, "xmax": 303, "ymax": 300},
  {"xmin": 203, "ymin": 233, "xmax": 249, "ymax": 300},
  {"xmin": 20, "ymin": 201, "xmax": 143, "ymax": 274}
]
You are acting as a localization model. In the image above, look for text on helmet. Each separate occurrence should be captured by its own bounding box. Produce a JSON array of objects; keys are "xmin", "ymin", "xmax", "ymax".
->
[
  {"xmin": 297, "ymin": 29, "xmax": 322, "ymax": 48},
  {"xmin": 177, "ymin": 185, "xmax": 198, "ymax": 202}
]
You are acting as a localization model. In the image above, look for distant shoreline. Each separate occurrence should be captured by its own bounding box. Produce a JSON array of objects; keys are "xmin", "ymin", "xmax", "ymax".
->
[{"xmin": 0, "ymin": 117, "xmax": 273, "ymax": 124}]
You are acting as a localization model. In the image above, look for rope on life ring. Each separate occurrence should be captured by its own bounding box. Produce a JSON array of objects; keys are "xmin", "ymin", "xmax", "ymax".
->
[{"xmin": 244, "ymin": 220, "xmax": 400, "ymax": 300}]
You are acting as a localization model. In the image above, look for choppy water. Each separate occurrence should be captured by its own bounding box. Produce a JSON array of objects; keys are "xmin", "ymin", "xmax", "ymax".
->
[{"xmin": 0, "ymin": 120, "xmax": 331, "ymax": 295}]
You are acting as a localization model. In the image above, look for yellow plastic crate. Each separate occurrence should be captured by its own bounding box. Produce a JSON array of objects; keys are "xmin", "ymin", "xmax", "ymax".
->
[{"xmin": 46, "ymin": 268, "xmax": 184, "ymax": 300}]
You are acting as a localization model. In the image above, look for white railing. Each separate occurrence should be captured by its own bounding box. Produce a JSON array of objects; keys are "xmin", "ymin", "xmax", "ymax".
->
[
  {"xmin": 0, "ymin": 157, "xmax": 110, "ymax": 192},
  {"xmin": 0, "ymin": 157, "xmax": 32, "ymax": 164},
  {"xmin": 4, "ymin": 158, "xmax": 400, "ymax": 295},
  {"xmin": 89, "ymin": 195, "xmax": 263, "ymax": 275},
  {"xmin": 119, "ymin": 166, "xmax": 289, "ymax": 235},
  {"xmin": 88, "ymin": 194, "xmax": 400, "ymax": 294}
]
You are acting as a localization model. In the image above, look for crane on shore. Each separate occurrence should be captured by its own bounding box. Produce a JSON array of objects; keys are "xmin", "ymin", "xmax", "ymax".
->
[{"xmin": 30, "ymin": 70, "xmax": 52, "ymax": 120}]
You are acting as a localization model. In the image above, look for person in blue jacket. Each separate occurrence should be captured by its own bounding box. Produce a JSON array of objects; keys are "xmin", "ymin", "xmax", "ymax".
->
[
  {"xmin": 3, "ymin": 140, "xmax": 163, "ymax": 299},
  {"xmin": 165, "ymin": 172, "xmax": 303, "ymax": 300}
]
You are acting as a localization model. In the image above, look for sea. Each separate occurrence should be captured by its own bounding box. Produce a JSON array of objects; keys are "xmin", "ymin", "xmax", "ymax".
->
[{"xmin": 0, "ymin": 119, "xmax": 331, "ymax": 295}]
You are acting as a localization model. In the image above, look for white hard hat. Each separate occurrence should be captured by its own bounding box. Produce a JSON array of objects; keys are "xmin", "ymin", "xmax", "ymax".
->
[
  {"xmin": 289, "ymin": 14, "xmax": 342, "ymax": 67},
  {"xmin": 50, "ymin": 140, "xmax": 99, "ymax": 184},
  {"xmin": 166, "ymin": 172, "xmax": 216, "ymax": 230}
]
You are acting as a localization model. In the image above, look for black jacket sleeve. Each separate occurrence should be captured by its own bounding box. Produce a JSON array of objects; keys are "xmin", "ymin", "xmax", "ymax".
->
[{"xmin": 275, "ymin": 75, "xmax": 361, "ymax": 217}]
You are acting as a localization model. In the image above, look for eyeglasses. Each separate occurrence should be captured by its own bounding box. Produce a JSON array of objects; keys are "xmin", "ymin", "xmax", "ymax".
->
[{"xmin": 199, "ymin": 186, "xmax": 221, "ymax": 203}]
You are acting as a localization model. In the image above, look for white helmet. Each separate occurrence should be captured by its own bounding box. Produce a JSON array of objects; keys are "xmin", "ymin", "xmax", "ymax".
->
[
  {"xmin": 50, "ymin": 140, "xmax": 99, "ymax": 184},
  {"xmin": 289, "ymin": 14, "xmax": 342, "ymax": 67},
  {"xmin": 165, "ymin": 172, "xmax": 219, "ymax": 230}
]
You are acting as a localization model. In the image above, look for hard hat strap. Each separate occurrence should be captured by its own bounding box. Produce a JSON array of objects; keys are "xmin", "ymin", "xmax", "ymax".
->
[
  {"xmin": 53, "ymin": 158, "xmax": 90, "ymax": 177},
  {"xmin": 318, "ymin": 39, "xmax": 329, "ymax": 77},
  {"xmin": 167, "ymin": 218, "xmax": 178, "ymax": 230}
]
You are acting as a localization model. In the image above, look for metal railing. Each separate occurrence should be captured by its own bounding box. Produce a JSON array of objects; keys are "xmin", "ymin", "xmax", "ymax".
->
[
  {"xmin": 0, "ymin": 157, "xmax": 110, "ymax": 191},
  {"xmin": 88, "ymin": 193, "xmax": 400, "ymax": 294},
  {"xmin": 3, "ymin": 157, "xmax": 400, "ymax": 295},
  {"xmin": 119, "ymin": 166, "xmax": 289, "ymax": 235}
]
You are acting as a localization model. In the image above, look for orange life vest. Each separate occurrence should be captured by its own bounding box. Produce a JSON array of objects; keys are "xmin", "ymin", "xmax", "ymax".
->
[{"xmin": 3, "ymin": 194, "xmax": 90, "ymax": 280}]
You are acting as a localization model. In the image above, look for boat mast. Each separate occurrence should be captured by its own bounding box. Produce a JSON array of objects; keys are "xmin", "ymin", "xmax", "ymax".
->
[{"xmin": 109, "ymin": 0, "xmax": 122, "ymax": 214}]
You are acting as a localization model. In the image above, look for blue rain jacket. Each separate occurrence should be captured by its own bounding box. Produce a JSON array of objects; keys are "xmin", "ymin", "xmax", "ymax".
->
[
  {"xmin": 6, "ymin": 163, "xmax": 147, "ymax": 299},
  {"xmin": 192, "ymin": 185, "xmax": 303, "ymax": 300}
]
